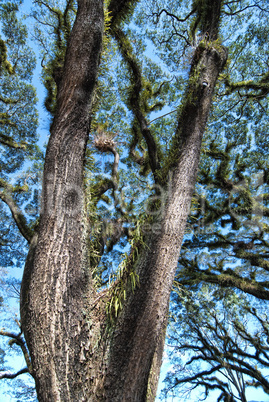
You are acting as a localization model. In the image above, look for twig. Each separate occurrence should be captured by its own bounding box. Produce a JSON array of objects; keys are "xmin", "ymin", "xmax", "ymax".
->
[{"xmin": 149, "ymin": 109, "xmax": 178, "ymax": 124}]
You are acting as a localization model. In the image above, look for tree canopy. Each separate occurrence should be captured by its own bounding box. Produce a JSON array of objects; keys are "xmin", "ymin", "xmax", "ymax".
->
[{"xmin": 0, "ymin": 0, "xmax": 268, "ymax": 401}]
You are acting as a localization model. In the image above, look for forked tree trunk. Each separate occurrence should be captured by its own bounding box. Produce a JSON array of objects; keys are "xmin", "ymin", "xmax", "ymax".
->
[{"xmin": 20, "ymin": 0, "xmax": 227, "ymax": 401}]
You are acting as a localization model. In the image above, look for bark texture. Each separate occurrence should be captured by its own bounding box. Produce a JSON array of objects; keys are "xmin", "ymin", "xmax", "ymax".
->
[
  {"xmin": 21, "ymin": 0, "xmax": 105, "ymax": 400},
  {"xmin": 101, "ymin": 42, "xmax": 228, "ymax": 402},
  {"xmin": 20, "ymin": 0, "xmax": 227, "ymax": 401}
]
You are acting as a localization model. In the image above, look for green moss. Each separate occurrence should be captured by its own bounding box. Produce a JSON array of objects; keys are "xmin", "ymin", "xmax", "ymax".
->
[
  {"xmin": 0, "ymin": 39, "xmax": 14, "ymax": 75},
  {"xmin": 40, "ymin": 2, "xmax": 75, "ymax": 115}
]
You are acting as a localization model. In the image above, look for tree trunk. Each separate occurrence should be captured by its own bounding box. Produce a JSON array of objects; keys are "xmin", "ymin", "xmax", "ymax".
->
[
  {"xmin": 101, "ymin": 42, "xmax": 228, "ymax": 402},
  {"xmin": 20, "ymin": 1, "xmax": 227, "ymax": 401},
  {"xmin": 20, "ymin": 0, "xmax": 106, "ymax": 400}
]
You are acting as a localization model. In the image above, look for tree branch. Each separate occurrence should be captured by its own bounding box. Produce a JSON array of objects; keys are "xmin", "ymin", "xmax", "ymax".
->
[
  {"xmin": 151, "ymin": 8, "xmax": 195, "ymax": 25},
  {"xmin": 174, "ymin": 364, "xmax": 223, "ymax": 385},
  {"xmin": 179, "ymin": 267, "xmax": 269, "ymax": 300},
  {"xmin": 0, "ymin": 184, "xmax": 33, "ymax": 243},
  {"xmin": 224, "ymin": 2, "xmax": 269, "ymax": 16},
  {"xmin": 225, "ymin": 72, "xmax": 269, "ymax": 100},
  {"xmin": 112, "ymin": 27, "xmax": 161, "ymax": 180},
  {"xmin": 108, "ymin": 0, "xmax": 140, "ymax": 28},
  {"xmin": 0, "ymin": 329, "xmax": 32, "ymax": 374},
  {"xmin": 0, "ymin": 133, "xmax": 27, "ymax": 150},
  {"xmin": 0, "ymin": 367, "xmax": 29, "ymax": 379}
]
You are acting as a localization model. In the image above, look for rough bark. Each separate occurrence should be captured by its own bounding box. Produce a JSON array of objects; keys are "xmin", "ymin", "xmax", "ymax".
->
[
  {"xmin": 101, "ymin": 42, "xmax": 228, "ymax": 402},
  {"xmin": 20, "ymin": 0, "xmax": 105, "ymax": 400},
  {"xmin": 20, "ymin": 0, "xmax": 227, "ymax": 401}
]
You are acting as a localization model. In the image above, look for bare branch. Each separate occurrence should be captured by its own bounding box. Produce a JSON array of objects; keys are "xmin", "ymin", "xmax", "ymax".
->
[
  {"xmin": 0, "ymin": 183, "xmax": 33, "ymax": 243},
  {"xmin": 0, "ymin": 329, "xmax": 32, "ymax": 374},
  {"xmin": 149, "ymin": 108, "xmax": 178, "ymax": 124},
  {"xmin": 223, "ymin": 1, "xmax": 269, "ymax": 16},
  {"xmin": 151, "ymin": 8, "xmax": 195, "ymax": 25},
  {"xmin": 0, "ymin": 367, "xmax": 29, "ymax": 379}
]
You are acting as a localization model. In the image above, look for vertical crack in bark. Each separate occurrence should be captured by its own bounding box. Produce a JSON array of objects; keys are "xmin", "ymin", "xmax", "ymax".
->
[
  {"xmin": 102, "ymin": 37, "xmax": 228, "ymax": 402},
  {"xmin": 20, "ymin": 1, "xmax": 105, "ymax": 400}
]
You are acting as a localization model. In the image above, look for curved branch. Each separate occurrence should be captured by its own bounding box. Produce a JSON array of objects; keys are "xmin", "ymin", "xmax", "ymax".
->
[
  {"xmin": 179, "ymin": 268, "xmax": 269, "ymax": 300},
  {"xmin": 151, "ymin": 8, "xmax": 195, "ymax": 25},
  {"xmin": 0, "ymin": 367, "xmax": 29, "ymax": 379},
  {"xmin": 224, "ymin": 2, "xmax": 269, "ymax": 16},
  {"xmin": 0, "ymin": 188, "xmax": 33, "ymax": 243},
  {"xmin": 0, "ymin": 330, "xmax": 32, "ymax": 374},
  {"xmin": 174, "ymin": 364, "xmax": 223, "ymax": 385},
  {"xmin": 112, "ymin": 27, "xmax": 161, "ymax": 180},
  {"xmin": 172, "ymin": 324, "xmax": 269, "ymax": 398}
]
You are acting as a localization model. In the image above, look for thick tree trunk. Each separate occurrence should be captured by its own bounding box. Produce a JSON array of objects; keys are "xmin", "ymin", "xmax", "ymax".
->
[
  {"xmin": 101, "ymin": 43, "xmax": 228, "ymax": 402},
  {"xmin": 20, "ymin": 1, "xmax": 227, "ymax": 401},
  {"xmin": 20, "ymin": 1, "xmax": 105, "ymax": 400}
]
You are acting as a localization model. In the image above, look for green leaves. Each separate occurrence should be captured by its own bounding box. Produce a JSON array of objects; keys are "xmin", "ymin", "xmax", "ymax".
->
[
  {"xmin": 32, "ymin": 0, "xmax": 76, "ymax": 114},
  {"xmin": 0, "ymin": 1, "xmax": 38, "ymax": 175},
  {"xmin": 0, "ymin": 0, "xmax": 268, "ymax": 398},
  {"xmin": 0, "ymin": 1, "xmax": 39, "ymax": 264}
]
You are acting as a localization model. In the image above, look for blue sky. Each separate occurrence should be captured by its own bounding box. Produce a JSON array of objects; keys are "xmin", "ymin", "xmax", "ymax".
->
[{"xmin": 1, "ymin": 1, "xmax": 269, "ymax": 401}]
